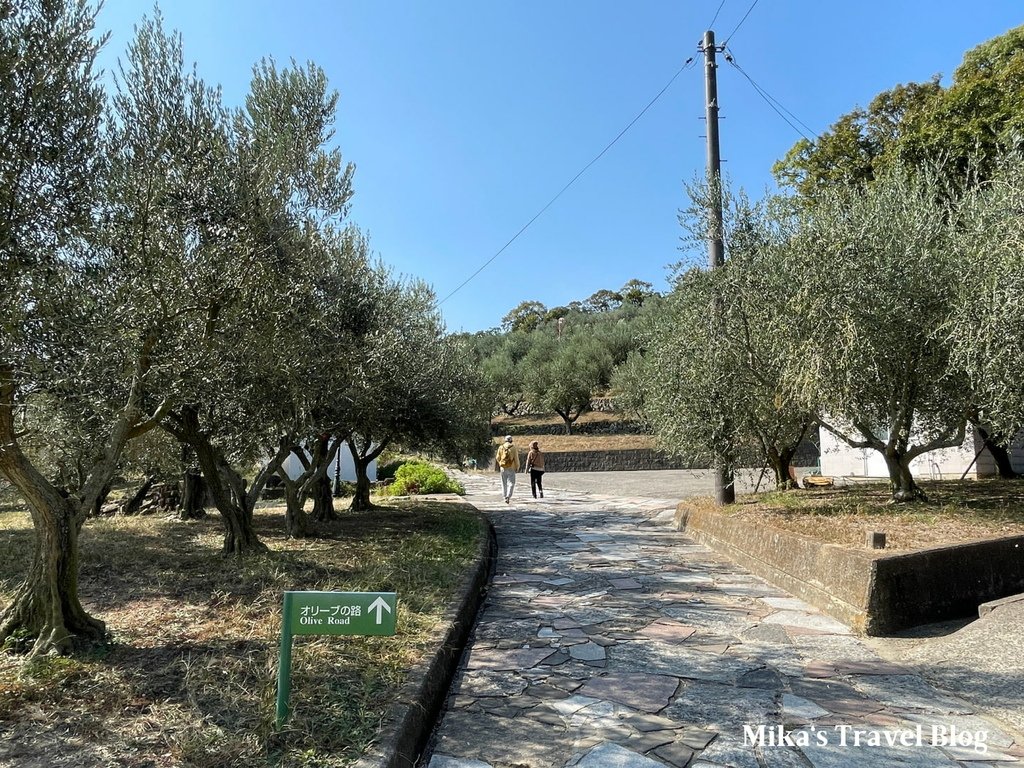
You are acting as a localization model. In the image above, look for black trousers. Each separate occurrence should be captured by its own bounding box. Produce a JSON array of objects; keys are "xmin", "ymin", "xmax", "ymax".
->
[{"xmin": 529, "ymin": 469, "xmax": 544, "ymax": 497}]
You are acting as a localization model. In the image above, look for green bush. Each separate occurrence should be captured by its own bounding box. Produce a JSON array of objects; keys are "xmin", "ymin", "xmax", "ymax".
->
[{"xmin": 383, "ymin": 461, "xmax": 464, "ymax": 496}]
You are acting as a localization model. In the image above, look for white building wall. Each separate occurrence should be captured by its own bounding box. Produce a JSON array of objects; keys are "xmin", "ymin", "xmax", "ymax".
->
[
  {"xmin": 281, "ymin": 445, "xmax": 376, "ymax": 483},
  {"xmin": 820, "ymin": 423, "xmax": 1024, "ymax": 480}
]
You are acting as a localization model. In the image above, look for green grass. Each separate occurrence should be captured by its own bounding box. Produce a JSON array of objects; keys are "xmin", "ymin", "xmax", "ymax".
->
[{"xmin": 0, "ymin": 495, "xmax": 483, "ymax": 766}]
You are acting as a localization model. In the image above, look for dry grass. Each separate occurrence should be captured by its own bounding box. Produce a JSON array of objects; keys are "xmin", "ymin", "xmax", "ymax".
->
[
  {"xmin": 703, "ymin": 479, "xmax": 1024, "ymax": 551},
  {"xmin": 491, "ymin": 410, "xmax": 654, "ymax": 452},
  {"xmin": 491, "ymin": 433, "xmax": 656, "ymax": 452},
  {"xmin": 492, "ymin": 410, "xmax": 628, "ymax": 429},
  {"xmin": 0, "ymin": 495, "xmax": 482, "ymax": 767}
]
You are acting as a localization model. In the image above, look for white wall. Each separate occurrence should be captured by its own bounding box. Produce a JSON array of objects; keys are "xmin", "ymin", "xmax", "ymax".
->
[
  {"xmin": 820, "ymin": 423, "xmax": 1024, "ymax": 480},
  {"xmin": 281, "ymin": 444, "xmax": 377, "ymax": 483}
]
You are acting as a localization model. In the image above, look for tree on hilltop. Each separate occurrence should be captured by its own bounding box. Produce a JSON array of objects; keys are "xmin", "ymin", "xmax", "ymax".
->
[
  {"xmin": 773, "ymin": 25, "xmax": 1024, "ymax": 197},
  {"xmin": 501, "ymin": 300, "xmax": 547, "ymax": 333}
]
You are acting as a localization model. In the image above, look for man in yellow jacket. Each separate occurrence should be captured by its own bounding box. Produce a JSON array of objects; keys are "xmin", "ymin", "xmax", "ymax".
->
[{"xmin": 495, "ymin": 435, "xmax": 520, "ymax": 503}]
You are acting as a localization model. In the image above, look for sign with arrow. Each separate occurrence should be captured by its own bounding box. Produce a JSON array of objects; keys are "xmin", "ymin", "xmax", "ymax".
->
[
  {"xmin": 284, "ymin": 590, "xmax": 396, "ymax": 636},
  {"xmin": 276, "ymin": 590, "xmax": 397, "ymax": 727}
]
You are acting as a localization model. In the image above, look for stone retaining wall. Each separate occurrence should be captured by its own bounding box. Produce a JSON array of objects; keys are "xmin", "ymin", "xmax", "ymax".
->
[
  {"xmin": 480, "ymin": 448, "xmax": 693, "ymax": 472},
  {"xmin": 675, "ymin": 502, "xmax": 1024, "ymax": 635},
  {"xmin": 542, "ymin": 449, "xmax": 690, "ymax": 472}
]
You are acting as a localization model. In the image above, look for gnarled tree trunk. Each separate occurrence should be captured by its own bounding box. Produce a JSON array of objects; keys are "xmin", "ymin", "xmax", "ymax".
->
[
  {"xmin": 121, "ymin": 475, "xmax": 155, "ymax": 516},
  {"xmin": 282, "ymin": 477, "xmax": 313, "ymax": 538},
  {"xmin": 179, "ymin": 468, "xmax": 207, "ymax": 520},
  {"xmin": 0, "ymin": 367, "xmax": 109, "ymax": 655},
  {"xmin": 348, "ymin": 434, "xmax": 390, "ymax": 512},
  {"xmin": 165, "ymin": 407, "xmax": 267, "ymax": 555},
  {"xmin": 756, "ymin": 423, "xmax": 811, "ymax": 491},
  {"xmin": 0, "ymin": 476, "xmax": 105, "ymax": 655},
  {"xmin": 885, "ymin": 450, "xmax": 927, "ymax": 502},
  {"xmin": 311, "ymin": 473, "xmax": 335, "ymax": 522},
  {"xmin": 975, "ymin": 425, "xmax": 1018, "ymax": 479}
]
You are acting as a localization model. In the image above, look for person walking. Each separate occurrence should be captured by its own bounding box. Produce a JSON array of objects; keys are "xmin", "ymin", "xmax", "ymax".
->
[
  {"xmin": 495, "ymin": 435, "xmax": 520, "ymax": 503},
  {"xmin": 526, "ymin": 440, "xmax": 545, "ymax": 499}
]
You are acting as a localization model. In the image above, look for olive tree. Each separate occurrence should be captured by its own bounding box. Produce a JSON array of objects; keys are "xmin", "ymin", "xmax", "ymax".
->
[
  {"xmin": 0, "ymin": 2, "xmax": 211, "ymax": 653},
  {"xmin": 523, "ymin": 332, "xmax": 612, "ymax": 434},
  {"xmin": 159, "ymin": 55, "xmax": 356, "ymax": 552},
  {"xmin": 263, "ymin": 229, "xmax": 382, "ymax": 535},
  {"xmin": 949, "ymin": 159, "xmax": 1024, "ymax": 441},
  {"xmin": 478, "ymin": 331, "xmax": 533, "ymax": 416},
  {"xmin": 342, "ymin": 276, "xmax": 486, "ymax": 510},
  {"xmin": 786, "ymin": 169, "xmax": 973, "ymax": 501},
  {"xmin": 619, "ymin": 189, "xmax": 813, "ymax": 487}
]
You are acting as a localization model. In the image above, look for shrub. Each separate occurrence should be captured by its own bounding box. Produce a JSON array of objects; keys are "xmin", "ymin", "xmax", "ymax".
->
[{"xmin": 383, "ymin": 461, "xmax": 464, "ymax": 496}]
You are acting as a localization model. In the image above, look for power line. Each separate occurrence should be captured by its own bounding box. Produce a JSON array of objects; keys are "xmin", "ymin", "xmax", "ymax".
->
[
  {"xmin": 438, "ymin": 57, "xmax": 698, "ymax": 306},
  {"xmin": 707, "ymin": 0, "xmax": 727, "ymax": 30},
  {"xmin": 722, "ymin": 0, "xmax": 761, "ymax": 44},
  {"xmin": 724, "ymin": 52, "xmax": 816, "ymax": 141}
]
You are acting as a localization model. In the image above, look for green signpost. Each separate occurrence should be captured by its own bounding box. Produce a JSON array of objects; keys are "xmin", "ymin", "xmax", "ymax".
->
[{"xmin": 276, "ymin": 590, "xmax": 397, "ymax": 727}]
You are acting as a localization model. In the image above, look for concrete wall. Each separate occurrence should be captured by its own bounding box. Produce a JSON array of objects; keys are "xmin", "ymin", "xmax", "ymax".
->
[
  {"xmin": 676, "ymin": 503, "xmax": 1024, "ymax": 635},
  {"xmin": 494, "ymin": 436, "xmax": 820, "ymax": 474},
  {"xmin": 484, "ymin": 448, "xmax": 690, "ymax": 473},
  {"xmin": 675, "ymin": 503, "xmax": 877, "ymax": 633},
  {"xmin": 868, "ymin": 537, "xmax": 1024, "ymax": 632}
]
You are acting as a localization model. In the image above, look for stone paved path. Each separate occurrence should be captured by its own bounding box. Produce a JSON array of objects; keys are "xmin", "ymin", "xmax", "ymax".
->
[{"xmin": 425, "ymin": 472, "xmax": 1023, "ymax": 768}]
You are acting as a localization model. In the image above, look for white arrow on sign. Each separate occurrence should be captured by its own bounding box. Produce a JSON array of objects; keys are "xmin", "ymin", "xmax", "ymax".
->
[{"xmin": 368, "ymin": 596, "xmax": 393, "ymax": 624}]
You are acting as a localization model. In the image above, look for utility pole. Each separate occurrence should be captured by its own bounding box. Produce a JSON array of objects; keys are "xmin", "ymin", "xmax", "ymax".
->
[
  {"xmin": 703, "ymin": 30, "xmax": 725, "ymax": 270},
  {"xmin": 702, "ymin": 29, "xmax": 735, "ymax": 505}
]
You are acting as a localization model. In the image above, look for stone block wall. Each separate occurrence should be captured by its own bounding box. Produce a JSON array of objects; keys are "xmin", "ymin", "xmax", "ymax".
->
[{"xmin": 540, "ymin": 449, "xmax": 690, "ymax": 472}]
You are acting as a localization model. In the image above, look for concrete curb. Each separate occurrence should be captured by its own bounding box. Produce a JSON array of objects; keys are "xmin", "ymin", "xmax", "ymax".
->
[
  {"xmin": 354, "ymin": 498, "xmax": 496, "ymax": 768},
  {"xmin": 979, "ymin": 591, "xmax": 1024, "ymax": 617}
]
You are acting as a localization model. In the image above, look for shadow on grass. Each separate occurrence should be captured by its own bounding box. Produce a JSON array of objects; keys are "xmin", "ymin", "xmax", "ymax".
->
[
  {"xmin": 3, "ymin": 499, "xmax": 471, "ymax": 613},
  {"xmin": 755, "ymin": 479, "xmax": 1024, "ymax": 524}
]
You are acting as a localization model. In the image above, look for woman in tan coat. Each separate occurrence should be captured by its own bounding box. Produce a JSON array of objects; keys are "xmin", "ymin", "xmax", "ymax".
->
[{"xmin": 525, "ymin": 440, "xmax": 545, "ymax": 499}]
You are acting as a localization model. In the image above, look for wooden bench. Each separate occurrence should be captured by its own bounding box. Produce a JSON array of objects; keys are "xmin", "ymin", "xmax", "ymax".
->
[{"xmin": 802, "ymin": 474, "xmax": 835, "ymax": 489}]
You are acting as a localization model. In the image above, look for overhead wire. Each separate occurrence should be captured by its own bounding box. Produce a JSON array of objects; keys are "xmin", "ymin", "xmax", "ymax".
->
[
  {"xmin": 721, "ymin": 0, "xmax": 761, "ymax": 44},
  {"xmin": 437, "ymin": 56, "xmax": 699, "ymax": 306},
  {"xmin": 724, "ymin": 51, "xmax": 816, "ymax": 141},
  {"xmin": 707, "ymin": 0, "xmax": 727, "ymax": 30}
]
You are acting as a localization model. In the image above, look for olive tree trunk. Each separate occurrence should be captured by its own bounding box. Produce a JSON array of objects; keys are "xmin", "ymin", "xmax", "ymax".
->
[
  {"xmin": 281, "ymin": 476, "xmax": 314, "ymax": 539},
  {"xmin": 975, "ymin": 425, "xmax": 1018, "ymax": 479},
  {"xmin": 348, "ymin": 434, "xmax": 390, "ymax": 512},
  {"xmin": 755, "ymin": 423, "xmax": 812, "ymax": 490},
  {"xmin": 165, "ymin": 407, "xmax": 267, "ymax": 555},
  {"xmin": 276, "ymin": 435, "xmax": 340, "ymax": 534},
  {"xmin": 885, "ymin": 449, "xmax": 927, "ymax": 502},
  {"xmin": 121, "ymin": 475, "xmax": 155, "ymax": 516},
  {"xmin": 0, "ymin": 465, "xmax": 105, "ymax": 654},
  {"xmin": 179, "ymin": 468, "xmax": 207, "ymax": 520},
  {"xmin": 0, "ymin": 355, "xmax": 165, "ymax": 655},
  {"xmin": 311, "ymin": 473, "xmax": 335, "ymax": 522}
]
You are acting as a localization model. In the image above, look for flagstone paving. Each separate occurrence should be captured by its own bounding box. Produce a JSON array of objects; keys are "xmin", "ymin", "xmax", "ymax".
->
[{"xmin": 426, "ymin": 473, "xmax": 1023, "ymax": 768}]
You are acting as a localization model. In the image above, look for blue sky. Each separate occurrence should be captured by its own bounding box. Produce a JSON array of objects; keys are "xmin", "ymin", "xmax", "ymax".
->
[{"xmin": 94, "ymin": 2, "xmax": 1023, "ymax": 333}]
